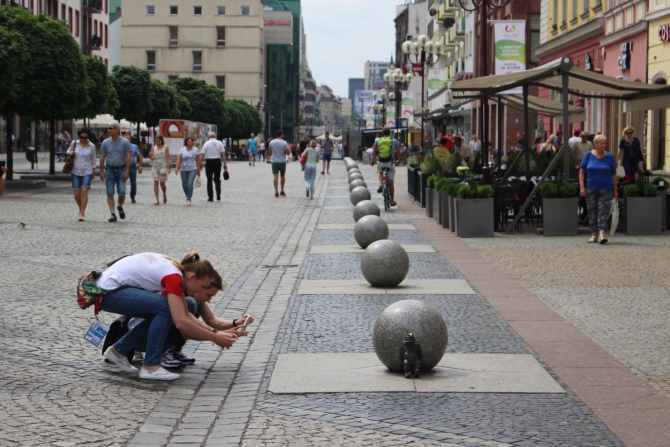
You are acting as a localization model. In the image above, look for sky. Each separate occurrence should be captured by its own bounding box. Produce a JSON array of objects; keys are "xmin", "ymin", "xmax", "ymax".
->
[{"xmin": 300, "ymin": 0, "xmax": 403, "ymax": 98}]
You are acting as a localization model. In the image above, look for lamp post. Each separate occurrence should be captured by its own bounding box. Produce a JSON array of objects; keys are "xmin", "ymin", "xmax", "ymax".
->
[
  {"xmin": 383, "ymin": 68, "xmax": 412, "ymax": 133},
  {"xmin": 401, "ymin": 35, "xmax": 443, "ymax": 156}
]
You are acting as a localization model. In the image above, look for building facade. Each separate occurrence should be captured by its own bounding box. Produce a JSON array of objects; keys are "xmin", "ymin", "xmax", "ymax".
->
[
  {"xmin": 120, "ymin": 0, "xmax": 265, "ymax": 106},
  {"xmin": 364, "ymin": 60, "xmax": 393, "ymax": 90},
  {"xmin": 316, "ymin": 85, "xmax": 342, "ymax": 135},
  {"xmin": 646, "ymin": 0, "xmax": 670, "ymax": 171}
]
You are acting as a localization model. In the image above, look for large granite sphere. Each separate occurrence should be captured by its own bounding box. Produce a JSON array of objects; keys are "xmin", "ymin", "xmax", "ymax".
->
[
  {"xmin": 353, "ymin": 200, "xmax": 380, "ymax": 222},
  {"xmin": 348, "ymin": 172, "xmax": 364, "ymax": 183},
  {"xmin": 349, "ymin": 179, "xmax": 367, "ymax": 192},
  {"xmin": 354, "ymin": 215, "xmax": 389, "ymax": 248},
  {"xmin": 347, "ymin": 161, "xmax": 359, "ymax": 170},
  {"xmin": 350, "ymin": 186, "xmax": 372, "ymax": 205},
  {"xmin": 361, "ymin": 240, "xmax": 409, "ymax": 287},
  {"xmin": 348, "ymin": 168, "xmax": 361, "ymax": 175},
  {"xmin": 373, "ymin": 300, "xmax": 448, "ymax": 373}
]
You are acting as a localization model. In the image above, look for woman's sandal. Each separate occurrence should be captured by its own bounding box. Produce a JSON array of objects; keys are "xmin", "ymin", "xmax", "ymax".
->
[
  {"xmin": 587, "ymin": 236, "xmax": 597, "ymax": 243},
  {"xmin": 599, "ymin": 235, "xmax": 608, "ymax": 244}
]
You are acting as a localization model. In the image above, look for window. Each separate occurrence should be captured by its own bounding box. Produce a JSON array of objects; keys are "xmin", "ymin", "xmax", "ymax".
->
[
  {"xmin": 606, "ymin": 17, "xmax": 613, "ymax": 33},
  {"xmin": 193, "ymin": 51, "xmax": 202, "ymax": 71},
  {"xmin": 584, "ymin": 0, "xmax": 589, "ymax": 13},
  {"xmin": 615, "ymin": 11, "xmax": 622, "ymax": 30},
  {"xmin": 553, "ymin": 0, "xmax": 558, "ymax": 24},
  {"xmin": 147, "ymin": 51, "xmax": 156, "ymax": 71},
  {"xmin": 104, "ymin": 24, "xmax": 108, "ymax": 48},
  {"xmin": 170, "ymin": 5, "xmax": 178, "ymax": 15},
  {"xmin": 625, "ymin": 7, "xmax": 632, "ymax": 26},
  {"xmin": 216, "ymin": 75, "xmax": 225, "ymax": 93},
  {"xmin": 216, "ymin": 26, "xmax": 225, "ymax": 47},
  {"xmin": 636, "ymin": 3, "xmax": 644, "ymax": 22},
  {"xmin": 61, "ymin": 3, "xmax": 65, "ymax": 19},
  {"xmin": 241, "ymin": 6, "xmax": 249, "ymax": 15},
  {"xmin": 169, "ymin": 26, "xmax": 178, "ymax": 46},
  {"xmin": 217, "ymin": 6, "xmax": 225, "ymax": 15},
  {"xmin": 75, "ymin": 10, "xmax": 79, "ymax": 36},
  {"xmin": 146, "ymin": 5, "xmax": 154, "ymax": 15},
  {"xmin": 68, "ymin": 7, "xmax": 72, "ymax": 32},
  {"xmin": 194, "ymin": 5, "xmax": 201, "ymax": 15},
  {"xmin": 168, "ymin": 75, "xmax": 179, "ymax": 82}
]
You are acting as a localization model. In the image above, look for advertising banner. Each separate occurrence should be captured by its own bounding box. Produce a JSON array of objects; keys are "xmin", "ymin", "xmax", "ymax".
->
[
  {"xmin": 427, "ymin": 69, "xmax": 446, "ymax": 96},
  {"xmin": 365, "ymin": 115, "xmax": 375, "ymax": 129},
  {"xmin": 401, "ymin": 91, "xmax": 414, "ymax": 118},
  {"xmin": 354, "ymin": 90, "xmax": 376, "ymax": 117},
  {"xmin": 493, "ymin": 20, "xmax": 526, "ymax": 94},
  {"xmin": 385, "ymin": 110, "xmax": 396, "ymax": 128}
]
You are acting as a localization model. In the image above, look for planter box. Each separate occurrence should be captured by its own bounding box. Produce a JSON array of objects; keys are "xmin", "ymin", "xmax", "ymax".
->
[
  {"xmin": 425, "ymin": 188, "xmax": 434, "ymax": 217},
  {"xmin": 658, "ymin": 190, "xmax": 667, "ymax": 231},
  {"xmin": 449, "ymin": 195, "xmax": 456, "ymax": 232},
  {"xmin": 407, "ymin": 166, "xmax": 416, "ymax": 196},
  {"xmin": 434, "ymin": 189, "xmax": 443, "ymax": 224},
  {"xmin": 411, "ymin": 167, "xmax": 421, "ymax": 201},
  {"xmin": 542, "ymin": 198, "xmax": 578, "ymax": 236},
  {"xmin": 441, "ymin": 193, "xmax": 450, "ymax": 228},
  {"xmin": 418, "ymin": 172, "xmax": 430, "ymax": 207},
  {"xmin": 455, "ymin": 198, "xmax": 494, "ymax": 238},
  {"xmin": 625, "ymin": 196, "xmax": 662, "ymax": 235}
]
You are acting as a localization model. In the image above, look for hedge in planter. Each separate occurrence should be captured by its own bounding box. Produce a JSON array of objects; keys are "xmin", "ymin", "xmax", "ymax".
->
[
  {"xmin": 419, "ymin": 156, "xmax": 441, "ymax": 207},
  {"xmin": 454, "ymin": 182, "xmax": 495, "ymax": 238},
  {"xmin": 425, "ymin": 175, "xmax": 438, "ymax": 218},
  {"xmin": 433, "ymin": 178, "xmax": 451, "ymax": 225},
  {"xmin": 540, "ymin": 181, "xmax": 579, "ymax": 236},
  {"xmin": 623, "ymin": 182, "xmax": 661, "ymax": 235},
  {"xmin": 441, "ymin": 182, "xmax": 461, "ymax": 231},
  {"xmin": 652, "ymin": 177, "xmax": 669, "ymax": 229}
]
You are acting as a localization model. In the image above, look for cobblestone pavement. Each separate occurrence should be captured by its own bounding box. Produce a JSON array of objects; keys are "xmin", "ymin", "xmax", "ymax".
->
[{"xmin": 0, "ymin": 156, "xmax": 630, "ymax": 446}]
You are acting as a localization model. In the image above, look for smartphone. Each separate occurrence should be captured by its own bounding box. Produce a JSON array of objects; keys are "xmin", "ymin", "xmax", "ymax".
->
[{"xmin": 241, "ymin": 315, "xmax": 251, "ymax": 330}]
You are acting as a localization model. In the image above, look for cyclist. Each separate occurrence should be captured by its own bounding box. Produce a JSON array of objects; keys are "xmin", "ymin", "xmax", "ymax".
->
[{"xmin": 373, "ymin": 126, "xmax": 401, "ymax": 207}]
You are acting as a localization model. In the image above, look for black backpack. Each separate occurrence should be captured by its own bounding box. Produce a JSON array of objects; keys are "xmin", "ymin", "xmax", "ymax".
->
[{"xmin": 101, "ymin": 316, "xmax": 135, "ymax": 363}]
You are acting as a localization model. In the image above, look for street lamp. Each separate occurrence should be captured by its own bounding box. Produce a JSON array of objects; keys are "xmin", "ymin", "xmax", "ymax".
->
[
  {"xmin": 401, "ymin": 34, "xmax": 443, "ymax": 154},
  {"xmin": 383, "ymin": 68, "xmax": 412, "ymax": 131}
]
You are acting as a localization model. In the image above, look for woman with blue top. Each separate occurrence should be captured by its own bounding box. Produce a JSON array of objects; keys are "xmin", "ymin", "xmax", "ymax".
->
[
  {"xmin": 579, "ymin": 135, "xmax": 618, "ymax": 244},
  {"xmin": 175, "ymin": 137, "xmax": 201, "ymax": 205},
  {"xmin": 303, "ymin": 140, "xmax": 321, "ymax": 199}
]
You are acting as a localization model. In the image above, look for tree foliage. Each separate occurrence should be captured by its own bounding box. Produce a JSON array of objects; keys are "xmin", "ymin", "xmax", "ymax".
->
[
  {"xmin": 110, "ymin": 65, "xmax": 152, "ymax": 125},
  {"xmin": 169, "ymin": 77, "xmax": 225, "ymax": 125},
  {"xmin": 145, "ymin": 78, "xmax": 191, "ymax": 128},
  {"xmin": 0, "ymin": 19, "xmax": 27, "ymax": 111},
  {"xmin": 226, "ymin": 99, "xmax": 263, "ymax": 140},
  {"xmin": 0, "ymin": 6, "xmax": 89, "ymax": 120},
  {"xmin": 79, "ymin": 56, "xmax": 118, "ymax": 119}
]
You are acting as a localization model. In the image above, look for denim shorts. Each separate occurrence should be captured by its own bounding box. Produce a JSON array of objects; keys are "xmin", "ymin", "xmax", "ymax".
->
[
  {"xmin": 105, "ymin": 166, "xmax": 126, "ymax": 196},
  {"xmin": 322, "ymin": 153, "xmax": 332, "ymax": 162},
  {"xmin": 71, "ymin": 174, "xmax": 92, "ymax": 190}
]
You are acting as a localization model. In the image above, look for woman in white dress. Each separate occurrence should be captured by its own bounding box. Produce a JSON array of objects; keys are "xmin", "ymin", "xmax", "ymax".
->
[{"xmin": 150, "ymin": 135, "xmax": 170, "ymax": 205}]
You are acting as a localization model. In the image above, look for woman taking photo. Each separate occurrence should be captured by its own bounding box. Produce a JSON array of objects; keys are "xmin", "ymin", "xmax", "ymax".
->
[
  {"xmin": 579, "ymin": 135, "xmax": 618, "ymax": 244},
  {"xmin": 303, "ymin": 140, "xmax": 320, "ymax": 199},
  {"xmin": 150, "ymin": 135, "xmax": 170, "ymax": 205},
  {"xmin": 66, "ymin": 128, "xmax": 96, "ymax": 221},
  {"xmin": 617, "ymin": 126, "xmax": 646, "ymax": 178},
  {"xmin": 175, "ymin": 137, "xmax": 201, "ymax": 205},
  {"xmin": 100, "ymin": 252, "xmax": 239, "ymax": 380}
]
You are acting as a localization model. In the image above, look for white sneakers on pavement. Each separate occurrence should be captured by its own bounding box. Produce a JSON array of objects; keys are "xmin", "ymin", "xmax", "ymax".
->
[
  {"xmin": 104, "ymin": 347, "xmax": 138, "ymax": 373},
  {"xmin": 139, "ymin": 367, "xmax": 180, "ymax": 381}
]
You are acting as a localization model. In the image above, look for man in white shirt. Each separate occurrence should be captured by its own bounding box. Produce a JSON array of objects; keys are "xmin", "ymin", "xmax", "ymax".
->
[
  {"xmin": 469, "ymin": 134, "xmax": 481, "ymax": 154},
  {"xmin": 568, "ymin": 128, "xmax": 581, "ymax": 149},
  {"xmin": 200, "ymin": 132, "xmax": 228, "ymax": 202}
]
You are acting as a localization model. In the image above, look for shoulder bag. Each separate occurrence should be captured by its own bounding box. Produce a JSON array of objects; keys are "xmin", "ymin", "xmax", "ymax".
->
[{"xmin": 62, "ymin": 141, "xmax": 76, "ymax": 174}]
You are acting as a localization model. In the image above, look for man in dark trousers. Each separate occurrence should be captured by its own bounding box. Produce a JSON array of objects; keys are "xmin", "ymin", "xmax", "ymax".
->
[{"xmin": 201, "ymin": 132, "xmax": 228, "ymax": 201}]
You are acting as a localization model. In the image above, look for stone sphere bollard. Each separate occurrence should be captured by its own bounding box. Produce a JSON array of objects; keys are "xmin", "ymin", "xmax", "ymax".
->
[
  {"xmin": 373, "ymin": 299, "xmax": 448, "ymax": 373},
  {"xmin": 360, "ymin": 240, "xmax": 409, "ymax": 287},
  {"xmin": 347, "ymin": 161, "xmax": 359, "ymax": 170},
  {"xmin": 353, "ymin": 200, "xmax": 380, "ymax": 222},
  {"xmin": 348, "ymin": 172, "xmax": 364, "ymax": 183},
  {"xmin": 354, "ymin": 215, "xmax": 389, "ymax": 248},
  {"xmin": 350, "ymin": 186, "xmax": 371, "ymax": 205},
  {"xmin": 348, "ymin": 168, "xmax": 361, "ymax": 175},
  {"xmin": 349, "ymin": 179, "xmax": 367, "ymax": 192}
]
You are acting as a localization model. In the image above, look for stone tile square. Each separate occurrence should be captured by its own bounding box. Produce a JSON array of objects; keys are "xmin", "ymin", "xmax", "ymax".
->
[
  {"xmin": 317, "ymin": 223, "xmax": 416, "ymax": 230},
  {"xmin": 309, "ymin": 244, "xmax": 435, "ymax": 254},
  {"xmin": 297, "ymin": 279, "xmax": 475, "ymax": 295},
  {"xmin": 268, "ymin": 353, "xmax": 565, "ymax": 394}
]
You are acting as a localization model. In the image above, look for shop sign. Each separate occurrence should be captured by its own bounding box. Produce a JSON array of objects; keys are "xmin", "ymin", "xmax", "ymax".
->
[
  {"xmin": 660, "ymin": 24, "xmax": 670, "ymax": 42},
  {"xmin": 617, "ymin": 42, "xmax": 630, "ymax": 71},
  {"xmin": 585, "ymin": 54, "xmax": 593, "ymax": 71},
  {"xmin": 411, "ymin": 63, "xmax": 423, "ymax": 76},
  {"xmin": 264, "ymin": 20, "xmax": 291, "ymax": 26}
]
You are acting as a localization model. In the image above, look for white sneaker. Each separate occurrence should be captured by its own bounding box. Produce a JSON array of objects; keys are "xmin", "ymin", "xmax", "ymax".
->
[
  {"xmin": 104, "ymin": 347, "xmax": 138, "ymax": 373},
  {"xmin": 139, "ymin": 367, "xmax": 180, "ymax": 381}
]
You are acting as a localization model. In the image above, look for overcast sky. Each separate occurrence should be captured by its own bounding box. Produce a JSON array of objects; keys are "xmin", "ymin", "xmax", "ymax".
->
[{"xmin": 301, "ymin": 0, "xmax": 402, "ymax": 98}]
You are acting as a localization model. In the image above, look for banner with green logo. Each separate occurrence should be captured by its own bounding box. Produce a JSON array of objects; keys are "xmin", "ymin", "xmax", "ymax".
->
[
  {"xmin": 401, "ymin": 91, "xmax": 414, "ymax": 119},
  {"xmin": 385, "ymin": 110, "xmax": 396, "ymax": 128},
  {"xmin": 427, "ymin": 69, "xmax": 446, "ymax": 96},
  {"xmin": 494, "ymin": 20, "xmax": 526, "ymax": 94}
]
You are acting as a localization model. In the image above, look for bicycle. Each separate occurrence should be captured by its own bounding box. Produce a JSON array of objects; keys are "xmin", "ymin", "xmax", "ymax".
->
[{"xmin": 381, "ymin": 167, "xmax": 391, "ymax": 211}]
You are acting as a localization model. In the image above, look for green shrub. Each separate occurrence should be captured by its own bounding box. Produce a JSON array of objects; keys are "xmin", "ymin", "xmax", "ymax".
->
[
  {"xmin": 407, "ymin": 155, "xmax": 419, "ymax": 166},
  {"xmin": 427, "ymin": 176, "xmax": 437, "ymax": 189},
  {"xmin": 457, "ymin": 185, "xmax": 475, "ymax": 199},
  {"xmin": 623, "ymin": 184, "xmax": 640, "ymax": 198},
  {"xmin": 435, "ymin": 178, "xmax": 450, "ymax": 191},
  {"xmin": 643, "ymin": 183, "xmax": 658, "ymax": 197},
  {"xmin": 540, "ymin": 182, "xmax": 558, "ymax": 198},
  {"xmin": 420, "ymin": 155, "xmax": 442, "ymax": 174},
  {"xmin": 442, "ymin": 182, "xmax": 460, "ymax": 196},
  {"xmin": 559, "ymin": 183, "xmax": 579, "ymax": 198},
  {"xmin": 478, "ymin": 185, "xmax": 495, "ymax": 199}
]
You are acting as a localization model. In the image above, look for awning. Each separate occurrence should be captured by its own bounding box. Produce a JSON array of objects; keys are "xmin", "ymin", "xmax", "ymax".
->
[
  {"xmin": 75, "ymin": 114, "xmax": 148, "ymax": 130},
  {"xmin": 499, "ymin": 95, "xmax": 585, "ymax": 124}
]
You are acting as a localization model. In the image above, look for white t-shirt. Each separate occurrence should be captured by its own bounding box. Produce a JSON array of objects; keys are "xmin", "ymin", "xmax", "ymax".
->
[
  {"xmin": 201, "ymin": 139, "xmax": 225, "ymax": 159},
  {"xmin": 97, "ymin": 253, "xmax": 182, "ymax": 295},
  {"xmin": 568, "ymin": 136, "xmax": 581, "ymax": 148}
]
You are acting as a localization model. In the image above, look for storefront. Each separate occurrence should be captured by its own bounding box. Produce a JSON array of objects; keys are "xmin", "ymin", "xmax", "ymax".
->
[{"xmin": 647, "ymin": 8, "xmax": 670, "ymax": 171}]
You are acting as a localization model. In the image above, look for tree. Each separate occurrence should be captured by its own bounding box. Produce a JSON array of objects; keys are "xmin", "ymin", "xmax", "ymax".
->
[
  {"xmin": 79, "ymin": 55, "xmax": 119, "ymax": 119},
  {"xmin": 144, "ymin": 78, "xmax": 191, "ymax": 128},
  {"xmin": 110, "ymin": 65, "xmax": 152, "ymax": 125},
  {"xmin": 169, "ymin": 77, "xmax": 225, "ymax": 125},
  {"xmin": 0, "ymin": 23, "xmax": 27, "ymax": 111}
]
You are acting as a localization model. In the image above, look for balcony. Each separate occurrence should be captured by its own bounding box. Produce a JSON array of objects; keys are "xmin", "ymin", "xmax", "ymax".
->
[
  {"xmin": 86, "ymin": 35, "xmax": 102, "ymax": 51},
  {"xmin": 83, "ymin": 0, "xmax": 102, "ymax": 14},
  {"xmin": 437, "ymin": 0, "xmax": 458, "ymax": 20}
]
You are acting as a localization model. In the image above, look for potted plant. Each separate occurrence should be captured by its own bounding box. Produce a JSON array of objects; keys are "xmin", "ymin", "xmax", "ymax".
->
[
  {"xmin": 441, "ymin": 182, "xmax": 460, "ymax": 231},
  {"xmin": 426, "ymin": 175, "xmax": 438, "ymax": 218},
  {"xmin": 419, "ymin": 155, "xmax": 441, "ymax": 207},
  {"xmin": 454, "ymin": 178, "xmax": 495, "ymax": 238},
  {"xmin": 623, "ymin": 181, "xmax": 661, "ymax": 235},
  {"xmin": 652, "ymin": 177, "xmax": 669, "ymax": 230},
  {"xmin": 540, "ymin": 179, "xmax": 579, "ymax": 236},
  {"xmin": 433, "ymin": 177, "xmax": 449, "ymax": 224}
]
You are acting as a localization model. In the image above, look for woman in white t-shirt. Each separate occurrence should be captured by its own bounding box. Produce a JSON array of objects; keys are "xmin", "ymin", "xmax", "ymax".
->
[
  {"xmin": 175, "ymin": 137, "xmax": 201, "ymax": 205},
  {"xmin": 99, "ymin": 252, "xmax": 238, "ymax": 381}
]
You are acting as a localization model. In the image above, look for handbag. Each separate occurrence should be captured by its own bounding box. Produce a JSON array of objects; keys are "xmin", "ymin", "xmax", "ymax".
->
[
  {"xmin": 159, "ymin": 168, "xmax": 168, "ymax": 175},
  {"xmin": 616, "ymin": 157, "xmax": 625, "ymax": 178},
  {"xmin": 62, "ymin": 141, "xmax": 76, "ymax": 174},
  {"xmin": 195, "ymin": 175, "xmax": 202, "ymax": 188},
  {"xmin": 223, "ymin": 170, "xmax": 229, "ymax": 180},
  {"xmin": 300, "ymin": 153, "xmax": 307, "ymax": 165}
]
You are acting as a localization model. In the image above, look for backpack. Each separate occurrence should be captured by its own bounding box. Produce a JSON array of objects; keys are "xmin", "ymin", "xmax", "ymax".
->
[
  {"xmin": 101, "ymin": 316, "xmax": 135, "ymax": 363},
  {"xmin": 378, "ymin": 137, "xmax": 393, "ymax": 162},
  {"xmin": 76, "ymin": 255, "xmax": 130, "ymax": 315}
]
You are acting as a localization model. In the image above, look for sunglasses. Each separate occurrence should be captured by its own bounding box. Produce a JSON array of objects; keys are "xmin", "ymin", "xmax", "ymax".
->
[
  {"xmin": 80, "ymin": 136, "xmax": 89, "ymax": 140},
  {"xmin": 107, "ymin": 127, "xmax": 115, "ymax": 130}
]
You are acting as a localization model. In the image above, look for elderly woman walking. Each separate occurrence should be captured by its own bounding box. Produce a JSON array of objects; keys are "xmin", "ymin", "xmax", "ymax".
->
[
  {"xmin": 579, "ymin": 135, "xmax": 618, "ymax": 244},
  {"xmin": 617, "ymin": 126, "xmax": 646, "ymax": 178}
]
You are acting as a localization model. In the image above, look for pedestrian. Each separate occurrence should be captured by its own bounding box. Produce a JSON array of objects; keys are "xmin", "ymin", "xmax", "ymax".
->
[
  {"xmin": 303, "ymin": 140, "xmax": 320, "ymax": 199},
  {"xmin": 572, "ymin": 131, "xmax": 594, "ymax": 164},
  {"xmin": 469, "ymin": 134, "xmax": 480, "ymax": 154},
  {"xmin": 175, "ymin": 137, "xmax": 201, "ymax": 205},
  {"xmin": 579, "ymin": 135, "xmax": 617, "ymax": 244},
  {"xmin": 299, "ymin": 135, "xmax": 308, "ymax": 172},
  {"xmin": 99, "ymin": 121, "xmax": 131, "ymax": 223},
  {"xmin": 268, "ymin": 130, "xmax": 291, "ymax": 197},
  {"xmin": 63, "ymin": 131, "xmax": 72, "ymax": 149},
  {"xmin": 56, "ymin": 129, "xmax": 65, "ymax": 162},
  {"xmin": 201, "ymin": 132, "xmax": 227, "ymax": 202},
  {"xmin": 123, "ymin": 133, "xmax": 143, "ymax": 204},
  {"xmin": 553, "ymin": 130, "xmax": 563, "ymax": 151},
  {"xmin": 66, "ymin": 128, "xmax": 96, "ymax": 222},
  {"xmin": 149, "ymin": 135, "xmax": 170, "ymax": 205},
  {"xmin": 534, "ymin": 136, "xmax": 545, "ymax": 154},
  {"xmin": 259, "ymin": 140, "xmax": 266, "ymax": 162},
  {"xmin": 373, "ymin": 126, "xmax": 400, "ymax": 206},
  {"xmin": 544, "ymin": 134, "xmax": 556, "ymax": 153},
  {"xmin": 248, "ymin": 133, "xmax": 258, "ymax": 166},
  {"xmin": 290, "ymin": 141, "xmax": 298, "ymax": 161},
  {"xmin": 357, "ymin": 142, "xmax": 363, "ymax": 162},
  {"xmin": 98, "ymin": 252, "xmax": 238, "ymax": 381},
  {"xmin": 568, "ymin": 128, "xmax": 581, "ymax": 148},
  {"xmin": 321, "ymin": 131, "xmax": 334, "ymax": 175},
  {"xmin": 617, "ymin": 126, "xmax": 646, "ymax": 178},
  {"xmin": 516, "ymin": 132, "xmax": 525, "ymax": 151}
]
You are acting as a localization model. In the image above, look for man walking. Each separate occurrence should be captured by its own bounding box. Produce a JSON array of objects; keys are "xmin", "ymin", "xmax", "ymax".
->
[
  {"xmin": 248, "ymin": 133, "xmax": 257, "ymax": 166},
  {"xmin": 568, "ymin": 128, "xmax": 582, "ymax": 149},
  {"xmin": 201, "ymin": 132, "xmax": 228, "ymax": 202},
  {"xmin": 321, "ymin": 131, "xmax": 334, "ymax": 175},
  {"xmin": 123, "ymin": 133, "xmax": 143, "ymax": 204},
  {"xmin": 100, "ymin": 122, "xmax": 131, "ymax": 222},
  {"xmin": 373, "ymin": 127, "xmax": 401, "ymax": 207},
  {"xmin": 268, "ymin": 130, "xmax": 291, "ymax": 197}
]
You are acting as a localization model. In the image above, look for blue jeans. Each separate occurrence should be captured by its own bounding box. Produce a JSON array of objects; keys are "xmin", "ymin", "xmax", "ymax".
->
[
  {"xmin": 101, "ymin": 287, "xmax": 175, "ymax": 366},
  {"xmin": 180, "ymin": 169, "xmax": 197, "ymax": 201},
  {"xmin": 71, "ymin": 174, "xmax": 92, "ymax": 190},
  {"xmin": 172, "ymin": 297, "xmax": 203, "ymax": 352},
  {"xmin": 129, "ymin": 165, "xmax": 137, "ymax": 200},
  {"xmin": 105, "ymin": 166, "xmax": 126, "ymax": 196},
  {"xmin": 304, "ymin": 165, "xmax": 316, "ymax": 195}
]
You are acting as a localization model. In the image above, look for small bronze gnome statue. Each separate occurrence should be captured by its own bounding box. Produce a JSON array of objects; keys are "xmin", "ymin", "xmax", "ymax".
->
[{"xmin": 401, "ymin": 332, "xmax": 423, "ymax": 379}]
